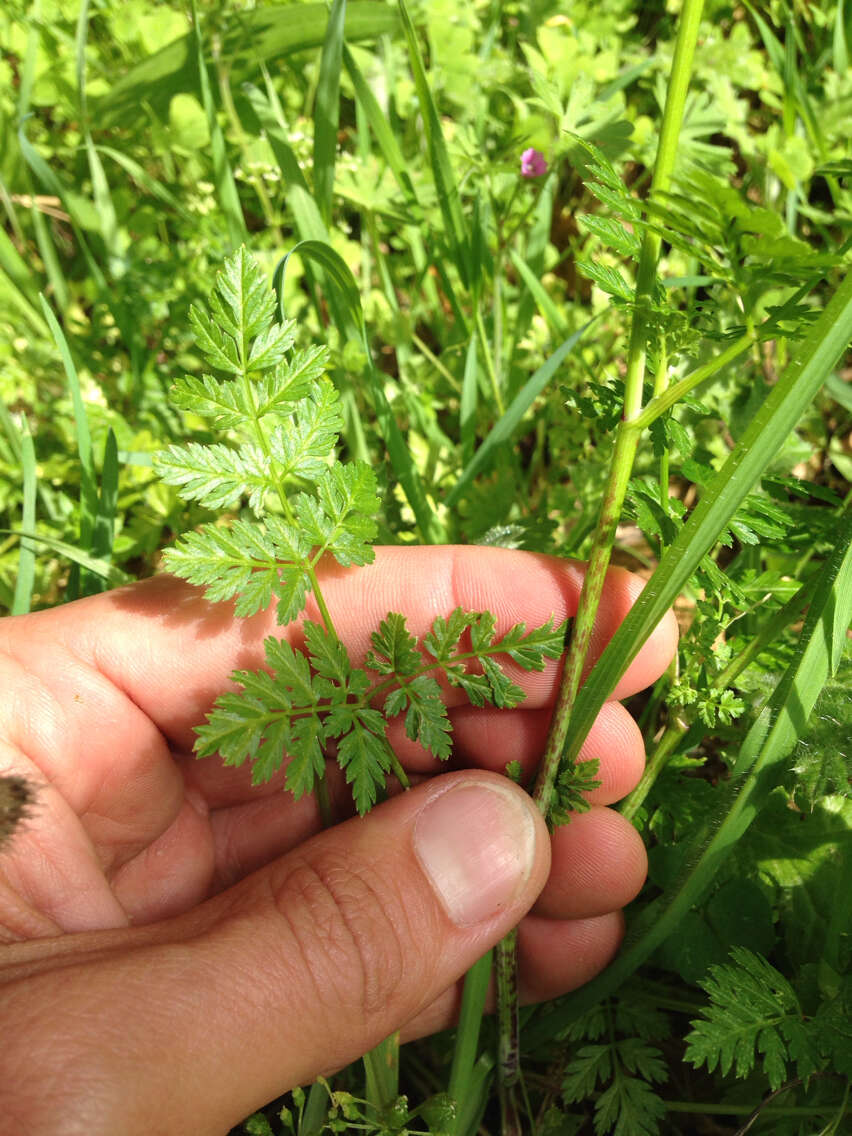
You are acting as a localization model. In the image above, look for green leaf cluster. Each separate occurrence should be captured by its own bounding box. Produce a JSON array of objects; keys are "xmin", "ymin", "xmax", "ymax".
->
[
  {"xmin": 198, "ymin": 608, "xmax": 565, "ymax": 816},
  {"xmin": 155, "ymin": 247, "xmax": 379, "ymax": 623},
  {"xmin": 549, "ymin": 758, "xmax": 601, "ymax": 827},
  {"xmin": 684, "ymin": 946, "xmax": 844, "ymax": 1091},
  {"xmin": 158, "ymin": 250, "xmax": 568, "ymax": 814},
  {"xmin": 558, "ymin": 991, "xmax": 670, "ymax": 1136}
]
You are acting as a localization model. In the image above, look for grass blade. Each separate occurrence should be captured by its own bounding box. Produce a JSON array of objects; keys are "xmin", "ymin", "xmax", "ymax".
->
[
  {"xmin": 448, "ymin": 950, "xmax": 493, "ymax": 1133},
  {"xmin": 19, "ymin": 121, "xmax": 132, "ymax": 346},
  {"xmin": 313, "ymin": 0, "xmax": 347, "ymax": 226},
  {"xmin": 274, "ymin": 239, "xmax": 362, "ymax": 336},
  {"xmin": 16, "ymin": 0, "xmax": 69, "ymax": 310},
  {"xmin": 191, "ymin": 0, "xmax": 246, "ymax": 249},
  {"xmin": 446, "ymin": 322, "xmax": 594, "ymax": 507},
  {"xmin": 834, "ymin": 0, "xmax": 849, "ymax": 73},
  {"xmin": 91, "ymin": 428, "xmax": 118, "ymax": 570},
  {"xmin": 343, "ymin": 44, "xmax": 419, "ymax": 207},
  {"xmin": 39, "ymin": 295, "xmax": 98, "ymax": 600},
  {"xmin": 0, "ymin": 225, "xmax": 41, "ymax": 311},
  {"xmin": 1, "ymin": 531, "xmax": 131, "ymax": 588},
  {"xmin": 526, "ymin": 507, "xmax": 852, "ymax": 1044},
  {"xmin": 96, "ymin": 146, "xmax": 194, "ymax": 221},
  {"xmin": 826, "ymin": 370, "xmax": 852, "ymax": 413},
  {"xmin": 10, "ymin": 419, "xmax": 37, "ymax": 616},
  {"xmin": 508, "ymin": 248, "xmax": 569, "ymax": 338},
  {"xmin": 19, "ymin": 129, "xmax": 139, "ymax": 387},
  {"xmin": 506, "ymin": 173, "xmax": 558, "ymax": 397},
  {"xmin": 460, "ymin": 334, "xmax": 479, "ymax": 465},
  {"xmin": 557, "ymin": 267, "xmax": 852, "ymax": 774},
  {"xmin": 0, "ymin": 403, "xmax": 59, "ymax": 523},
  {"xmin": 363, "ymin": 1032, "xmax": 399, "ymax": 1115},
  {"xmin": 243, "ymin": 80, "xmax": 328, "ymax": 242},
  {"xmin": 397, "ymin": 0, "xmax": 470, "ymax": 287},
  {"xmin": 76, "ymin": 0, "xmax": 121, "ymax": 266},
  {"xmin": 0, "ymin": 267, "xmax": 50, "ymax": 337}
]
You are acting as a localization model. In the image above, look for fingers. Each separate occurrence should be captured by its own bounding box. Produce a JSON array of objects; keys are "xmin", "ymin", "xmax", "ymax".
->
[
  {"xmin": 0, "ymin": 736, "xmax": 130, "ymax": 937},
  {"xmin": 532, "ymin": 806, "xmax": 647, "ymax": 920},
  {"xmin": 15, "ymin": 546, "xmax": 677, "ymax": 749},
  {"xmin": 107, "ymin": 790, "xmax": 215, "ymax": 924},
  {"xmin": 391, "ymin": 699, "xmax": 645, "ymax": 805},
  {"xmin": 395, "ymin": 806, "xmax": 644, "ymax": 1043},
  {"xmin": 0, "ymin": 772, "xmax": 550, "ymax": 1134},
  {"xmin": 516, "ymin": 911, "xmax": 626, "ymax": 1004},
  {"xmin": 397, "ymin": 911, "xmax": 626, "ymax": 1044},
  {"xmin": 0, "ymin": 639, "xmax": 184, "ymax": 875}
]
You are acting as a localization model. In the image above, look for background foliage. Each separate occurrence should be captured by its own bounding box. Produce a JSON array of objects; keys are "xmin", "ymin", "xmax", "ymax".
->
[{"xmin": 1, "ymin": 0, "xmax": 850, "ymax": 1133}]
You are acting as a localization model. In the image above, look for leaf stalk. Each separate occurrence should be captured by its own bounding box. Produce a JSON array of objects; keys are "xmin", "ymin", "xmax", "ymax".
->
[
  {"xmin": 496, "ymin": 0, "xmax": 707, "ymax": 1114},
  {"xmin": 533, "ymin": 0, "xmax": 707, "ymax": 813}
]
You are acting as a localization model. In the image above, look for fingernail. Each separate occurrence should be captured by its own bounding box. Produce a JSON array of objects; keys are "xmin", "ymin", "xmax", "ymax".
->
[{"xmin": 413, "ymin": 780, "xmax": 537, "ymax": 926}]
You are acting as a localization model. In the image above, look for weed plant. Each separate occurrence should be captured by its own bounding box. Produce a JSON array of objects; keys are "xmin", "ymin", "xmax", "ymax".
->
[{"xmin": 1, "ymin": 1, "xmax": 851, "ymax": 1133}]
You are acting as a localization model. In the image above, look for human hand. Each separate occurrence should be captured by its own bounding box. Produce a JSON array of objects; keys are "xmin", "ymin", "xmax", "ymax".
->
[{"xmin": 0, "ymin": 546, "xmax": 676, "ymax": 1134}]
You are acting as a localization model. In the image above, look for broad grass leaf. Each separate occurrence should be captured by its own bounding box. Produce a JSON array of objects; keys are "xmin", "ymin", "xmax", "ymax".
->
[
  {"xmin": 98, "ymin": 3, "xmax": 399, "ymax": 126},
  {"xmin": 313, "ymin": 0, "xmax": 346, "ymax": 226},
  {"xmin": 526, "ymin": 501, "xmax": 852, "ymax": 1045}
]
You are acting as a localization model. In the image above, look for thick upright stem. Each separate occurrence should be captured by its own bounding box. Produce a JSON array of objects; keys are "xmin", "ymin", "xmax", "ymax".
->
[
  {"xmin": 496, "ymin": 0, "xmax": 707, "ymax": 1113},
  {"xmin": 532, "ymin": 0, "xmax": 706, "ymax": 812},
  {"xmin": 496, "ymin": 930, "xmax": 520, "ymax": 1086},
  {"xmin": 532, "ymin": 420, "xmax": 640, "ymax": 814}
]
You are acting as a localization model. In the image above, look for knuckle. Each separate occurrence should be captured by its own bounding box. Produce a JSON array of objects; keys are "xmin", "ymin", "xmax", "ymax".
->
[{"xmin": 271, "ymin": 850, "xmax": 409, "ymax": 1021}]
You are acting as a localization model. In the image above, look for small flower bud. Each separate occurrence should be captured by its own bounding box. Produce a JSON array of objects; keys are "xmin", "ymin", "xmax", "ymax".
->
[{"xmin": 520, "ymin": 148, "xmax": 548, "ymax": 178}]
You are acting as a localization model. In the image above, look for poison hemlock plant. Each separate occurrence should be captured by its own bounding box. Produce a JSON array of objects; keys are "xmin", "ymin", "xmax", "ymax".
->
[
  {"xmin": 8, "ymin": 1, "xmax": 852, "ymax": 1132},
  {"xmin": 559, "ymin": 990, "xmax": 671, "ymax": 1136},
  {"xmin": 154, "ymin": 249, "xmax": 567, "ymax": 814},
  {"xmin": 685, "ymin": 947, "xmax": 850, "ymax": 1092}
]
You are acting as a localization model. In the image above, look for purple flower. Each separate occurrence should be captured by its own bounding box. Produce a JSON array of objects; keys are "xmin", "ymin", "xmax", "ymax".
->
[{"xmin": 520, "ymin": 148, "xmax": 548, "ymax": 178}]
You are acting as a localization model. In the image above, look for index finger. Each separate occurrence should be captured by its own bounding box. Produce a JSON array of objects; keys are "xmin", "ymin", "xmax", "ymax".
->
[{"xmin": 9, "ymin": 546, "xmax": 677, "ymax": 749}]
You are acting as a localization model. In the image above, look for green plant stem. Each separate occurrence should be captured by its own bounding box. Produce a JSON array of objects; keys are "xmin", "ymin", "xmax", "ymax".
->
[
  {"xmin": 495, "ymin": 2, "xmax": 707, "ymax": 1114},
  {"xmin": 532, "ymin": 0, "xmax": 706, "ymax": 815},
  {"xmin": 475, "ymin": 305, "xmax": 505, "ymax": 417},
  {"xmin": 362, "ymin": 1031, "xmax": 400, "ymax": 1119},
  {"xmin": 496, "ymin": 929, "xmax": 519, "ymax": 1088},
  {"xmin": 306, "ymin": 570, "xmax": 336, "ymax": 637},
  {"xmin": 314, "ymin": 771, "xmax": 332, "ymax": 828},
  {"xmin": 531, "ymin": 420, "xmax": 642, "ymax": 814},
  {"xmin": 447, "ymin": 949, "xmax": 492, "ymax": 1134},
  {"xmin": 493, "ymin": 251, "xmax": 504, "ymax": 398},
  {"xmin": 496, "ymin": 926, "xmax": 523, "ymax": 1132},
  {"xmin": 662, "ymin": 1102, "xmax": 839, "ymax": 1117},
  {"xmin": 619, "ymin": 718, "xmax": 688, "ymax": 823},
  {"xmin": 655, "ymin": 340, "xmax": 670, "ymax": 516},
  {"xmin": 412, "ymin": 332, "xmax": 463, "ymax": 392},
  {"xmin": 633, "ymin": 331, "xmax": 753, "ymax": 430}
]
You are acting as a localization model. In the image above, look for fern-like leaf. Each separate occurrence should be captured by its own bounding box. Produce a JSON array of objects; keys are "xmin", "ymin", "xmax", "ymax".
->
[
  {"xmin": 685, "ymin": 947, "xmax": 820, "ymax": 1090},
  {"xmin": 161, "ymin": 520, "xmax": 281, "ymax": 616},
  {"xmin": 160, "ymin": 248, "xmax": 569, "ymax": 819}
]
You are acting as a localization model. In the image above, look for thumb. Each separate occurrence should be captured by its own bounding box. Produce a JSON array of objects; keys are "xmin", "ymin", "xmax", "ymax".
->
[{"xmin": 2, "ymin": 771, "xmax": 549, "ymax": 1135}]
